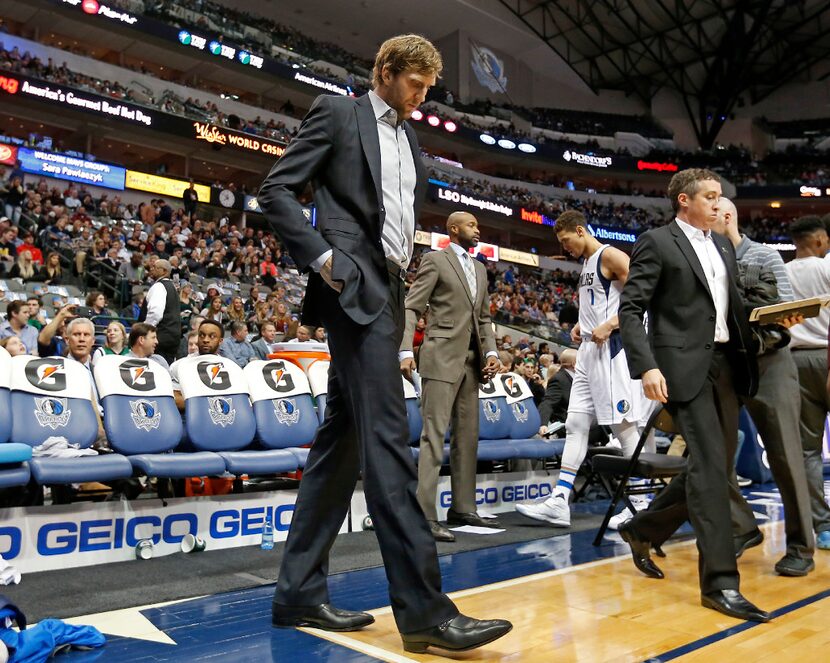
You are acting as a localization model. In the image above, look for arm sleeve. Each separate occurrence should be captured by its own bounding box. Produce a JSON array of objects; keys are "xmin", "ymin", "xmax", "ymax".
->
[
  {"xmin": 400, "ymin": 254, "xmax": 439, "ymax": 353},
  {"xmin": 619, "ymin": 232, "xmax": 662, "ymax": 379},
  {"xmin": 257, "ymin": 95, "xmax": 336, "ymax": 271},
  {"xmin": 144, "ymin": 282, "xmax": 166, "ymax": 326}
]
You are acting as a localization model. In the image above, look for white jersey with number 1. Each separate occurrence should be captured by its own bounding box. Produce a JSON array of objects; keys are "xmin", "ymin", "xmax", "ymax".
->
[{"xmin": 569, "ymin": 245, "xmax": 652, "ymax": 425}]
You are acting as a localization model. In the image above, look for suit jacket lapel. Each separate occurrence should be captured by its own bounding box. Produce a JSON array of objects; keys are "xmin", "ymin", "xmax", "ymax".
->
[
  {"xmin": 444, "ymin": 247, "xmax": 474, "ymax": 304},
  {"xmin": 355, "ymin": 95, "xmax": 383, "ymax": 216},
  {"xmin": 670, "ymin": 220, "xmax": 712, "ymax": 298}
]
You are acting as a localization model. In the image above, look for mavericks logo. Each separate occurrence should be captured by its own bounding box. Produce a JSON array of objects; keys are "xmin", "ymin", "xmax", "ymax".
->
[
  {"xmin": 208, "ymin": 396, "xmax": 235, "ymax": 427},
  {"xmin": 511, "ymin": 401, "xmax": 529, "ymax": 423},
  {"xmin": 274, "ymin": 398, "xmax": 300, "ymax": 426},
  {"xmin": 130, "ymin": 399, "xmax": 161, "ymax": 431},
  {"xmin": 483, "ymin": 398, "xmax": 501, "ymax": 423},
  {"xmin": 616, "ymin": 399, "xmax": 631, "ymax": 414},
  {"xmin": 34, "ymin": 397, "xmax": 71, "ymax": 429}
]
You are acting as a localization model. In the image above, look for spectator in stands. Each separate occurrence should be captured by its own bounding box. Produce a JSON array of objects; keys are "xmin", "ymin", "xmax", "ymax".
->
[
  {"xmin": 177, "ymin": 315, "xmax": 204, "ymax": 359},
  {"xmin": 121, "ymin": 291, "xmax": 145, "ymax": 321},
  {"xmin": 4, "ymin": 176, "xmax": 23, "ymax": 224},
  {"xmin": 140, "ymin": 259, "xmax": 182, "ymax": 364},
  {"xmin": 252, "ymin": 321, "xmax": 277, "ymax": 360},
  {"xmin": 185, "ymin": 330, "xmax": 199, "ymax": 357},
  {"xmin": 288, "ymin": 325, "xmax": 312, "ymax": 343},
  {"xmin": 537, "ymin": 348, "xmax": 576, "ymax": 433},
  {"xmin": 0, "ymin": 300, "xmax": 38, "ymax": 356},
  {"xmin": 8, "ymin": 249, "xmax": 37, "ymax": 282},
  {"xmin": 226, "ymin": 296, "xmax": 247, "ymax": 327},
  {"xmin": 200, "ymin": 295, "xmax": 228, "ymax": 326},
  {"xmin": 85, "ymin": 291, "xmax": 113, "ymax": 328},
  {"xmin": 92, "ymin": 321, "xmax": 129, "ymax": 364},
  {"xmin": 37, "ymin": 252, "xmax": 64, "ymax": 285},
  {"xmin": 127, "ymin": 322, "xmax": 170, "ymax": 370},
  {"xmin": 118, "ymin": 252, "xmax": 146, "ymax": 303},
  {"xmin": 179, "ymin": 281, "xmax": 196, "ymax": 322},
  {"xmin": 259, "ymin": 250, "xmax": 279, "ymax": 287},
  {"xmin": 313, "ymin": 327, "xmax": 327, "ymax": 343},
  {"xmin": 26, "ymin": 296, "xmax": 45, "ymax": 331},
  {"xmin": 0, "ymin": 335, "xmax": 26, "ymax": 356},
  {"xmin": 220, "ymin": 321, "xmax": 256, "ymax": 367},
  {"xmin": 515, "ymin": 356, "xmax": 545, "ymax": 404},
  {"xmin": 182, "ymin": 180, "xmax": 198, "ymax": 219},
  {"xmin": 64, "ymin": 316, "xmax": 95, "ymax": 369},
  {"xmin": 0, "ymin": 226, "xmax": 16, "ymax": 273}
]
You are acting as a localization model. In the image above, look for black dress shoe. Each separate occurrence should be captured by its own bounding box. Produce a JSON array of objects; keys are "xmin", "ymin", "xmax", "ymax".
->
[
  {"xmin": 447, "ymin": 509, "xmax": 501, "ymax": 528},
  {"xmin": 272, "ymin": 603, "xmax": 374, "ymax": 631},
  {"xmin": 619, "ymin": 521, "xmax": 664, "ymax": 579},
  {"xmin": 774, "ymin": 554, "xmax": 815, "ymax": 577},
  {"xmin": 428, "ymin": 520, "xmax": 456, "ymax": 542},
  {"xmin": 401, "ymin": 613, "xmax": 512, "ymax": 653},
  {"xmin": 701, "ymin": 590, "xmax": 770, "ymax": 622},
  {"xmin": 734, "ymin": 529, "xmax": 764, "ymax": 558}
]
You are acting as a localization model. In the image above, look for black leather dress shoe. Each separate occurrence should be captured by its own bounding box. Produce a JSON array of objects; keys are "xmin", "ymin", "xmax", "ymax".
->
[
  {"xmin": 734, "ymin": 529, "xmax": 764, "ymax": 558},
  {"xmin": 428, "ymin": 520, "xmax": 456, "ymax": 542},
  {"xmin": 272, "ymin": 603, "xmax": 374, "ymax": 631},
  {"xmin": 774, "ymin": 554, "xmax": 815, "ymax": 577},
  {"xmin": 619, "ymin": 521, "xmax": 664, "ymax": 579},
  {"xmin": 701, "ymin": 590, "xmax": 770, "ymax": 622},
  {"xmin": 447, "ymin": 509, "xmax": 501, "ymax": 528},
  {"xmin": 401, "ymin": 613, "xmax": 512, "ymax": 653}
]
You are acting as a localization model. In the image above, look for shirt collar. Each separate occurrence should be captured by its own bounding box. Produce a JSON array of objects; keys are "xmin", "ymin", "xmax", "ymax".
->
[
  {"xmin": 675, "ymin": 217, "xmax": 710, "ymax": 241},
  {"xmin": 368, "ymin": 90, "xmax": 400, "ymax": 127},
  {"xmin": 448, "ymin": 242, "xmax": 470, "ymax": 259}
]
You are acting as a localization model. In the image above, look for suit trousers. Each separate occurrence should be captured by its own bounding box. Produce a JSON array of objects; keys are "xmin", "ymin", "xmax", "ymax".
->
[
  {"xmin": 273, "ymin": 266, "xmax": 458, "ymax": 634},
  {"xmin": 630, "ymin": 350, "xmax": 740, "ymax": 593},
  {"xmin": 791, "ymin": 348, "xmax": 830, "ymax": 534},
  {"xmin": 417, "ymin": 350, "xmax": 480, "ymax": 521},
  {"xmin": 728, "ymin": 347, "xmax": 814, "ymax": 556}
]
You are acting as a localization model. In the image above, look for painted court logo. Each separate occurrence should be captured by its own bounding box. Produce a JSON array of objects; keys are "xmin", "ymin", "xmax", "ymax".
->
[
  {"xmin": 208, "ymin": 397, "xmax": 235, "ymax": 427},
  {"xmin": 274, "ymin": 398, "xmax": 300, "ymax": 426},
  {"xmin": 34, "ymin": 397, "xmax": 71, "ymax": 429},
  {"xmin": 616, "ymin": 399, "xmax": 631, "ymax": 414},
  {"xmin": 130, "ymin": 399, "xmax": 161, "ymax": 431}
]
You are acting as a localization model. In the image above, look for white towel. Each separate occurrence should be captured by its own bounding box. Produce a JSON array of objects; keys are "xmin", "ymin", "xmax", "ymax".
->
[{"xmin": 32, "ymin": 436, "xmax": 98, "ymax": 458}]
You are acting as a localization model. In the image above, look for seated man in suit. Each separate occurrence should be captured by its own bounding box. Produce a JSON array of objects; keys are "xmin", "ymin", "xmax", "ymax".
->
[
  {"xmin": 252, "ymin": 321, "xmax": 277, "ymax": 360},
  {"xmin": 537, "ymin": 348, "xmax": 577, "ymax": 435}
]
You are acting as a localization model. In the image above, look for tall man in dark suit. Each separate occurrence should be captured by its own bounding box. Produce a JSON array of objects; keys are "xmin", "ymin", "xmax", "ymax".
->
[
  {"xmin": 257, "ymin": 35, "xmax": 511, "ymax": 655},
  {"xmin": 618, "ymin": 168, "xmax": 769, "ymax": 622},
  {"xmin": 399, "ymin": 212, "xmax": 501, "ymax": 543}
]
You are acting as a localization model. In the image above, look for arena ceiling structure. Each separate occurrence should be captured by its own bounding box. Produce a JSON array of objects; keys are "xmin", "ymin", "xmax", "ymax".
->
[{"xmin": 497, "ymin": 0, "xmax": 830, "ymax": 148}]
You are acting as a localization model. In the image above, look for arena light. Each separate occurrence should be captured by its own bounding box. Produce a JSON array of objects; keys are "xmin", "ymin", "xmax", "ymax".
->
[
  {"xmin": 769, "ymin": 201, "xmax": 782, "ymax": 208},
  {"xmin": 443, "ymin": 120, "xmax": 457, "ymax": 133},
  {"xmin": 517, "ymin": 143, "xmax": 536, "ymax": 153},
  {"xmin": 479, "ymin": 134, "xmax": 496, "ymax": 145},
  {"xmin": 410, "ymin": 109, "xmax": 423, "ymax": 121},
  {"xmin": 427, "ymin": 115, "xmax": 441, "ymax": 127},
  {"xmin": 497, "ymin": 138, "xmax": 516, "ymax": 150}
]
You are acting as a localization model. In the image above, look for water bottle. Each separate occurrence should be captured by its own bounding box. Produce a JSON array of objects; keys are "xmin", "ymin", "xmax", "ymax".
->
[{"xmin": 261, "ymin": 515, "xmax": 274, "ymax": 550}]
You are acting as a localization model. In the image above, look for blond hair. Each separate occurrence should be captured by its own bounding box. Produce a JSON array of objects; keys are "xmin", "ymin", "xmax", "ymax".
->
[{"xmin": 373, "ymin": 34, "xmax": 442, "ymax": 88}]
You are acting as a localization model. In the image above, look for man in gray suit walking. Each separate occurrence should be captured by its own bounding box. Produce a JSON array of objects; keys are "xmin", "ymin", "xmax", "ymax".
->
[{"xmin": 400, "ymin": 212, "xmax": 500, "ymax": 542}]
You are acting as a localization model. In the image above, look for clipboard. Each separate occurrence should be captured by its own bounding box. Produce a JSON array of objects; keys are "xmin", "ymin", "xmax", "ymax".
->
[{"xmin": 749, "ymin": 296, "xmax": 830, "ymax": 325}]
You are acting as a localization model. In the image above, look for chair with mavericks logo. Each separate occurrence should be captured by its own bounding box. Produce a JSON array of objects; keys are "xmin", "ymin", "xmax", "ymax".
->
[
  {"xmin": 9, "ymin": 355, "xmax": 132, "ymax": 489},
  {"xmin": 0, "ymin": 346, "xmax": 32, "ymax": 489},
  {"xmin": 172, "ymin": 354, "xmax": 297, "ymax": 479},
  {"xmin": 243, "ymin": 359, "xmax": 318, "ymax": 469},
  {"xmin": 498, "ymin": 372, "xmax": 564, "ymax": 459},
  {"xmin": 94, "ymin": 355, "xmax": 225, "ymax": 480}
]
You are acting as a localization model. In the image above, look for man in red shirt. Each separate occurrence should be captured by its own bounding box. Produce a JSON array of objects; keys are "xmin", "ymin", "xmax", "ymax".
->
[{"xmin": 16, "ymin": 232, "xmax": 43, "ymax": 265}]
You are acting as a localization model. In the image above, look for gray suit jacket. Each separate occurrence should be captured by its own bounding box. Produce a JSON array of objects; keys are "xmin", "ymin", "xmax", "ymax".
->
[
  {"xmin": 258, "ymin": 93, "xmax": 426, "ymax": 327},
  {"xmin": 401, "ymin": 247, "xmax": 497, "ymax": 383}
]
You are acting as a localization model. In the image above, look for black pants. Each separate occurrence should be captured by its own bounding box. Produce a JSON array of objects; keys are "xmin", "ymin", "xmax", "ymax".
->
[
  {"xmin": 631, "ymin": 350, "xmax": 741, "ymax": 594},
  {"xmin": 273, "ymin": 266, "xmax": 458, "ymax": 634}
]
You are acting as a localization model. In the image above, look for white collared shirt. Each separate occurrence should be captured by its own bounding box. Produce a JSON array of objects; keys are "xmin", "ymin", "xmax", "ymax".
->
[
  {"xmin": 368, "ymin": 90, "xmax": 417, "ymax": 268},
  {"xmin": 675, "ymin": 218, "xmax": 730, "ymax": 342}
]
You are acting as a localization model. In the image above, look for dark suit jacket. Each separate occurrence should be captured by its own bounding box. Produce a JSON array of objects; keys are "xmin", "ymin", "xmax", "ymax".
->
[
  {"xmin": 619, "ymin": 220, "xmax": 758, "ymax": 403},
  {"xmin": 258, "ymin": 93, "xmax": 426, "ymax": 327},
  {"xmin": 537, "ymin": 368, "xmax": 573, "ymax": 425}
]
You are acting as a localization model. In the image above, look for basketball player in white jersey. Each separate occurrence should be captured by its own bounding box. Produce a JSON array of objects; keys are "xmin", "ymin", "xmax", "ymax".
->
[{"xmin": 517, "ymin": 210, "xmax": 654, "ymax": 527}]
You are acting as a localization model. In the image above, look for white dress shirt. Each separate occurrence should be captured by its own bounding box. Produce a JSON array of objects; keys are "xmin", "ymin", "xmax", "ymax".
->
[
  {"xmin": 144, "ymin": 278, "xmax": 169, "ymax": 327},
  {"xmin": 675, "ymin": 218, "xmax": 730, "ymax": 343},
  {"xmin": 311, "ymin": 90, "xmax": 417, "ymax": 272}
]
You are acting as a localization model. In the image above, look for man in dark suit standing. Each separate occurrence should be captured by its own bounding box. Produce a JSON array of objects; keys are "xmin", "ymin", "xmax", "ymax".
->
[
  {"xmin": 399, "ymin": 212, "xmax": 501, "ymax": 543},
  {"xmin": 618, "ymin": 168, "xmax": 769, "ymax": 622},
  {"xmin": 257, "ymin": 35, "xmax": 511, "ymax": 654}
]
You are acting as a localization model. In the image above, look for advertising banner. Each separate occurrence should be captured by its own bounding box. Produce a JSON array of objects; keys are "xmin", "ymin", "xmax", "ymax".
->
[
  {"xmin": 125, "ymin": 171, "xmax": 211, "ymax": 201},
  {"xmin": 18, "ymin": 147, "xmax": 126, "ymax": 190},
  {"xmin": 430, "ymin": 231, "xmax": 499, "ymax": 261},
  {"xmin": 0, "ymin": 489, "xmax": 347, "ymax": 573}
]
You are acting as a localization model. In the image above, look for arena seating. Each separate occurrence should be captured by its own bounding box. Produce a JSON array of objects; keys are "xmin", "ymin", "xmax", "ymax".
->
[{"xmin": 0, "ymin": 346, "xmax": 32, "ymax": 489}]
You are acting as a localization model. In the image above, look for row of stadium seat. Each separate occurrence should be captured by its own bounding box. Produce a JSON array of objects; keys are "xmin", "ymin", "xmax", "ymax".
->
[{"xmin": 0, "ymin": 346, "xmax": 564, "ymax": 493}]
